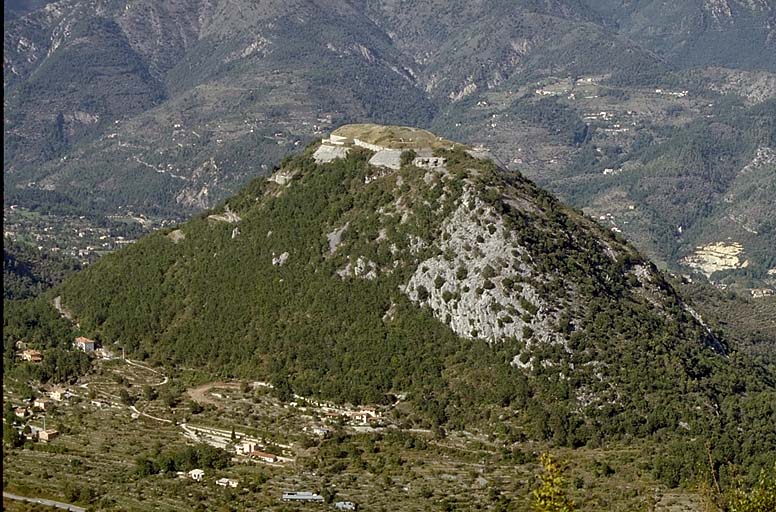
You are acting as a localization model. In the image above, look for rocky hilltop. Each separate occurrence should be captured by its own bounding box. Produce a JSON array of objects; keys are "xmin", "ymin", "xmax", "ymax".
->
[{"xmin": 51, "ymin": 125, "xmax": 768, "ymax": 445}]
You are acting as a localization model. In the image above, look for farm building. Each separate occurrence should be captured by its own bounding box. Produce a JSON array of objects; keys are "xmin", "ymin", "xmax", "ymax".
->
[
  {"xmin": 20, "ymin": 349, "xmax": 43, "ymax": 363},
  {"xmin": 38, "ymin": 429, "xmax": 59, "ymax": 442},
  {"xmin": 216, "ymin": 478, "xmax": 239, "ymax": 488},
  {"xmin": 250, "ymin": 450, "xmax": 277, "ymax": 463}
]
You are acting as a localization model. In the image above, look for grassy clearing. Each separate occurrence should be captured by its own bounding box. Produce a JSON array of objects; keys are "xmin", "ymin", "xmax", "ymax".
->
[{"xmin": 332, "ymin": 124, "xmax": 464, "ymax": 150}]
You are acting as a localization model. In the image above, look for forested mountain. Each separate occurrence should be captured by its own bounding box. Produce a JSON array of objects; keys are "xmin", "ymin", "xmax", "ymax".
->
[
  {"xmin": 45, "ymin": 127, "xmax": 774, "ymax": 479},
  {"xmin": 3, "ymin": 238, "xmax": 81, "ymax": 300},
  {"xmin": 4, "ymin": 0, "xmax": 775, "ymax": 287}
]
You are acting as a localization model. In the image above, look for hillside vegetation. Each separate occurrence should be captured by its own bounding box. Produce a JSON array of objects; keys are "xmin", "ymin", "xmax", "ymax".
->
[{"xmin": 36, "ymin": 130, "xmax": 774, "ymax": 488}]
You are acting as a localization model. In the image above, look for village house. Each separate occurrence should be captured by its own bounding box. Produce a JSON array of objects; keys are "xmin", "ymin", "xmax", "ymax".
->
[
  {"xmin": 38, "ymin": 429, "xmax": 59, "ymax": 442},
  {"xmin": 188, "ymin": 469, "xmax": 205, "ymax": 482},
  {"xmin": 216, "ymin": 478, "xmax": 239, "ymax": 488},
  {"xmin": 33, "ymin": 398, "xmax": 51, "ymax": 411},
  {"xmin": 335, "ymin": 502, "xmax": 358, "ymax": 511},
  {"xmin": 74, "ymin": 336, "xmax": 96, "ymax": 352},
  {"xmin": 20, "ymin": 349, "xmax": 43, "ymax": 363},
  {"xmin": 14, "ymin": 407, "xmax": 28, "ymax": 419},
  {"xmin": 346, "ymin": 408, "xmax": 379, "ymax": 424},
  {"xmin": 235, "ymin": 441, "xmax": 258, "ymax": 455},
  {"xmin": 49, "ymin": 388, "xmax": 68, "ymax": 401},
  {"xmin": 250, "ymin": 450, "xmax": 277, "ymax": 463}
]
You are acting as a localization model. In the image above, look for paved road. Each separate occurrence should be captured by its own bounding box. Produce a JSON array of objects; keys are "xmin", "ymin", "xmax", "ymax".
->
[{"xmin": 3, "ymin": 492, "xmax": 86, "ymax": 512}]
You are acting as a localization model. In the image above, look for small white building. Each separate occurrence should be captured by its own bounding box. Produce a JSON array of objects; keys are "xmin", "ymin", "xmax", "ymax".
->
[
  {"xmin": 346, "ymin": 408, "xmax": 378, "ymax": 424},
  {"xmin": 33, "ymin": 398, "xmax": 51, "ymax": 411},
  {"xmin": 188, "ymin": 469, "xmax": 204, "ymax": 482},
  {"xmin": 216, "ymin": 478, "xmax": 239, "ymax": 488},
  {"xmin": 74, "ymin": 336, "xmax": 96, "ymax": 352},
  {"xmin": 235, "ymin": 441, "xmax": 258, "ymax": 455}
]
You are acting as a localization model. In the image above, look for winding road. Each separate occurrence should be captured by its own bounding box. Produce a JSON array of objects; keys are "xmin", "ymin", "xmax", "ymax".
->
[
  {"xmin": 3, "ymin": 492, "xmax": 85, "ymax": 512},
  {"xmin": 124, "ymin": 358, "xmax": 169, "ymax": 386}
]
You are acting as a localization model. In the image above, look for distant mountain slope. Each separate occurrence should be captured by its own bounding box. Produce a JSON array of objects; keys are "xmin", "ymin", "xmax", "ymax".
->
[
  {"xmin": 4, "ymin": 0, "xmax": 775, "ymax": 287},
  {"xmin": 4, "ymin": 14, "xmax": 166, "ymax": 170},
  {"xmin": 549, "ymin": 99, "xmax": 776, "ymax": 287},
  {"xmin": 584, "ymin": 0, "xmax": 776, "ymax": 71},
  {"xmin": 3, "ymin": 0, "xmax": 436, "ymax": 216},
  {"xmin": 51, "ymin": 127, "xmax": 775, "ymax": 457}
]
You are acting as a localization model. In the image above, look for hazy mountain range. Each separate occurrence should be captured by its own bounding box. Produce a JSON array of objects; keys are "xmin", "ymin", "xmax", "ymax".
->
[{"xmin": 4, "ymin": 0, "xmax": 775, "ymax": 287}]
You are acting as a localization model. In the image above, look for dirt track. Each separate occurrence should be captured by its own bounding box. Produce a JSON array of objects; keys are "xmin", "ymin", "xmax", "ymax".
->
[{"xmin": 186, "ymin": 381, "xmax": 242, "ymax": 407}]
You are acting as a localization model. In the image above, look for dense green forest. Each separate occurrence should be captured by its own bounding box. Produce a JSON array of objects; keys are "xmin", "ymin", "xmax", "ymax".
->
[{"xmin": 3, "ymin": 238, "xmax": 82, "ymax": 300}]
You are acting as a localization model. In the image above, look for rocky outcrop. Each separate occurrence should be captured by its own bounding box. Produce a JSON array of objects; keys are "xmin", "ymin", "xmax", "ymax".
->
[
  {"xmin": 405, "ymin": 189, "xmax": 558, "ymax": 345},
  {"xmin": 167, "ymin": 229, "xmax": 186, "ymax": 243},
  {"xmin": 208, "ymin": 205, "xmax": 241, "ymax": 224},
  {"xmin": 272, "ymin": 251, "xmax": 289, "ymax": 266},
  {"xmin": 313, "ymin": 144, "xmax": 350, "ymax": 164}
]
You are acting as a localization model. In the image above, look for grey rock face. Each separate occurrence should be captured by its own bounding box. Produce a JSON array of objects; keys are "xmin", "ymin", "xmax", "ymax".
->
[
  {"xmin": 405, "ymin": 189, "xmax": 559, "ymax": 345},
  {"xmin": 368, "ymin": 149, "xmax": 403, "ymax": 170},
  {"xmin": 313, "ymin": 144, "xmax": 351, "ymax": 164}
]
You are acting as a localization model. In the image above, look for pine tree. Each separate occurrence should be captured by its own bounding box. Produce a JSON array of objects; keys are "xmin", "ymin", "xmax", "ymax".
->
[
  {"xmin": 727, "ymin": 463, "xmax": 776, "ymax": 512},
  {"xmin": 3, "ymin": 421, "xmax": 23, "ymax": 448},
  {"xmin": 531, "ymin": 453, "xmax": 577, "ymax": 512}
]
